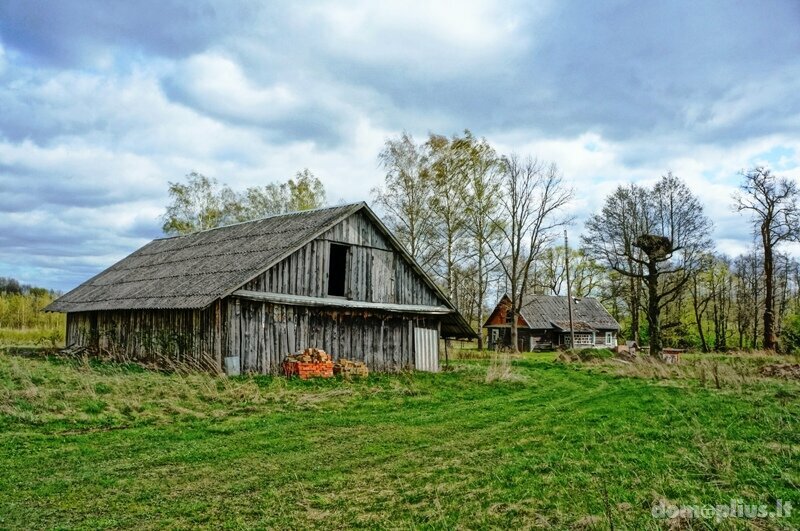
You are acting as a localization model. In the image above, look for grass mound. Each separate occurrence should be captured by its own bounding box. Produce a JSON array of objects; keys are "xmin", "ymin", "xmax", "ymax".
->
[{"xmin": 557, "ymin": 347, "xmax": 616, "ymax": 363}]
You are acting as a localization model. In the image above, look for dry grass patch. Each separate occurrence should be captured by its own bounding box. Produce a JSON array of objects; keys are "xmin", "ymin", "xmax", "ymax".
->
[
  {"xmin": 569, "ymin": 350, "xmax": 800, "ymax": 393},
  {"xmin": 485, "ymin": 351, "xmax": 526, "ymax": 383},
  {"xmin": 0, "ymin": 353, "xmax": 383, "ymax": 427}
]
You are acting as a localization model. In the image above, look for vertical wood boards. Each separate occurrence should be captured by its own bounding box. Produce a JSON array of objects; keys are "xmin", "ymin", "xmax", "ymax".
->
[
  {"xmin": 65, "ymin": 306, "xmax": 222, "ymax": 370},
  {"xmin": 241, "ymin": 211, "xmax": 444, "ymax": 307},
  {"xmin": 61, "ymin": 209, "xmax": 457, "ymax": 374},
  {"xmin": 223, "ymin": 299, "xmax": 434, "ymax": 373}
]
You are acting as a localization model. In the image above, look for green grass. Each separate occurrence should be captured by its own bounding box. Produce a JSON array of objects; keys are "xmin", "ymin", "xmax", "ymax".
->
[
  {"xmin": 0, "ymin": 351, "xmax": 798, "ymax": 529},
  {"xmin": 0, "ymin": 327, "xmax": 64, "ymax": 347}
]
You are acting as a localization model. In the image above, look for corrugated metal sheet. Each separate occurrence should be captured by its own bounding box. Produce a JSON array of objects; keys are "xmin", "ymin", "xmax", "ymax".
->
[
  {"xmin": 414, "ymin": 326, "xmax": 439, "ymax": 372},
  {"xmin": 521, "ymin": 295, "xmax": 620, "ymax": 330}
]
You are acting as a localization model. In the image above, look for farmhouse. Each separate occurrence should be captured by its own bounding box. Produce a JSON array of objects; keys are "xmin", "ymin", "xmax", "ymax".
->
[
  {"xmin": 484, "ymin": 294, "xmax": 620, "ymax": 351},
  {"xmin": 47, "ymin": 203, "xmax": 475, "ymax": 373}
]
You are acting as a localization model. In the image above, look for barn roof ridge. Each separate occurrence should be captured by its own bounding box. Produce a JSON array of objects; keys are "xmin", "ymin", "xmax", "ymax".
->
[{"xmin": 152, "ymin": 201, "xmax": 368, "ymax": 241}]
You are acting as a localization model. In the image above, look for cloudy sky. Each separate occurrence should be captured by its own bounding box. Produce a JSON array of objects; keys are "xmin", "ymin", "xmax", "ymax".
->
[{"xmin": 1, "ymin": 0, "xmax": 799, "ymax": 291}]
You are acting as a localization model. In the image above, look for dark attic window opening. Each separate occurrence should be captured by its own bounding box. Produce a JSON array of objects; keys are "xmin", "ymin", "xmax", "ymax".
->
[{"xmin": 328, "ymin": 243, "xmax": 349, "ymax": 297}]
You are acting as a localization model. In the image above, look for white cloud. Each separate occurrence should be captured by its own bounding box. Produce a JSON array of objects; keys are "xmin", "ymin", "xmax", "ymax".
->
[
  {"xmin": 1, "ymin": 0, "xmax": 799, "ymax": 290},
  {"xmin": 169, "ymin": 53, "xmax": 300, "ymax": 122},
  {"xmin": 301, "ymin": 0, "xmax": 533, "ymax": 77},
  {"xmin": 490, "ymin": 129, "xmax": 800, "ymax": 257}
]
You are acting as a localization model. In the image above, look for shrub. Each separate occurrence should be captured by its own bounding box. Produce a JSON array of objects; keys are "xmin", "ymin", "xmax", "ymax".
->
[{"xmin": 782, "ymin": 313, "xmax": 800, "ymax": 354}]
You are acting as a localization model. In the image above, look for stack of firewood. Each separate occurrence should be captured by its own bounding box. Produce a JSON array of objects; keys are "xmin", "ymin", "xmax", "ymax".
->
[
  {"xmin": 285, "ymin": 348, "xmax": 331, "ymax": 364},
  {"xmin": 333, "ymin": 358, "xmax": 369, "ymax": 378}
]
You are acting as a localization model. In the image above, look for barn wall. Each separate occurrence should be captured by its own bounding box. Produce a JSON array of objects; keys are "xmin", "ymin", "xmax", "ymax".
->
[
  {"xmin": 242, "ymin": 211, "xmax": 444, "ymax": 306},
  {"xmin": 66, "ymin": 305, "xmax": 223, "ymax": 368},
  {"xmin": 226, "ymin": 297, "xmax": 440, "ymax": 373}
]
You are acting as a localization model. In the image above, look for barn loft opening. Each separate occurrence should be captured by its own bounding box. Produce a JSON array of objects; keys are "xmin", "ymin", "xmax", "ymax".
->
[{"xmin": 328, "ymin": 243, "xmax": 349, "ymax": 297}]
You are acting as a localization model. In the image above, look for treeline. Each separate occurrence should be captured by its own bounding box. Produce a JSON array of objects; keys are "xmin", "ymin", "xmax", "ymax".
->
[
  {"xmin": 371, "ymin": 131, "xmax": 799, "ymax": 354},
  {"xmin": 159, "ymin": 133, "xmax": 797, "ymax": 354},
  {"xmin": 372, "ymin": 131, "xmax": 573, "ymax": 351},
  {"xmin": 530, "ymin": 249, "xmax": 800, "ymax": 352},
  {"xmin": 0, "ymin": 278, "xmax": 64, "ymax": 330},
  {"xmin": 162, "ymin": 169, "xmax": 326, "ymax": 235}
]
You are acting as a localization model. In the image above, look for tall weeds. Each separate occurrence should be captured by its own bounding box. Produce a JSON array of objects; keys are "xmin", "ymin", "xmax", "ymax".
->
[{"xmin": 485, "ymin": 351, "xmax": 523, "ymax": 383}]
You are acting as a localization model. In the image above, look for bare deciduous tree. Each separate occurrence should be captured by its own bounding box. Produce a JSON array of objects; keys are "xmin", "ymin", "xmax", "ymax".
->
[
  {"xmin": 491, "ymin": 155, "xmax": 573, "ymax": 352},
  {"xmin": 733, "ymin": 167, "xmax": 800, "ymax": 351}
]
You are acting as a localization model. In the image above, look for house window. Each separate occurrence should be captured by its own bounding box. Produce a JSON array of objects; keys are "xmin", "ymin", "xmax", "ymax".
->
[
  {"xmin": 605, "ymin": 332, "xmax": 613, "ymax": 345},
  {"xmin": 327, "ymin": 243, "xmax": 349, "ymax": 297}
]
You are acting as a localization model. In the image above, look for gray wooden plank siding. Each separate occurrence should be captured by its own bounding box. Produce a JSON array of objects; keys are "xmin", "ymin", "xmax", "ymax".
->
[
  {"xmin": 242, "ymin": 212, "xmax": 443, "ymax": 307},
  {"xmin": 225, "ymin": 299, "xmax": 439, "ymax": 373},
  {"xmin": 66, "ymin": 306, "xmax": 222, "ymax": 368}
]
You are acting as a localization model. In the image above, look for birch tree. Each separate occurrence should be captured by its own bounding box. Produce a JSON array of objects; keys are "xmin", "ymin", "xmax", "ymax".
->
[
  {"xmin": 426, "ymin": 133, "xmax": 469, "ymax": 300},
  {"xmin": 372, "ymin": 132, "xmax": 436, "ymax": 270},
  {"xmin": 457, "ymin": 133, "xmax": 503, "ymax": 349}
]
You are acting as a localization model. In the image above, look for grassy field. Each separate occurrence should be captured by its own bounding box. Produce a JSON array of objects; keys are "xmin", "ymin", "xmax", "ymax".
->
[
  {"xmin": 0, "ymin": 327, "xmax": 64, "ymax": 348},
  {"xmin": 0, "ymin": 350, "xmax": 798, "ymax": 529}
]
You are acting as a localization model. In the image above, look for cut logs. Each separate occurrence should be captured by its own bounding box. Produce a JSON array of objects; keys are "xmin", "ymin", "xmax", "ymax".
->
[{"xmin": 333, "ymin": 358, "xmax": 369, "ymax": 378}]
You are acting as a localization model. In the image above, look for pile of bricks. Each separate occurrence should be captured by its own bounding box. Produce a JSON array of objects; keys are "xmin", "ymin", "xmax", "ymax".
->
[{"xmin": 283, "ymin": 348, "xmax": 334, "ymax": 379}]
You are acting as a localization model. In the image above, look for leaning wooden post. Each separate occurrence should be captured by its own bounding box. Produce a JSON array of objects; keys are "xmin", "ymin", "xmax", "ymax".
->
[
  {"xmin": 440, "ymin": 320, "xmax": 448, "ymax": 369},
  {"xmin": 215, "ymin": 299, "xmax": 223, "ymax": 373},
  {"xmin": 564, "ymin": 230, "xmax": 576, "ymax": 350}
]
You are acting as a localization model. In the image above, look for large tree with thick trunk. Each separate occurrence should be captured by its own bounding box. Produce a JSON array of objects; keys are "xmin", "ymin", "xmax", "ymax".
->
[
  {"xmin": 583, "ymin": 174, "xmax": 712, "ymax": 356},
  {"xmin": 733, "ymin": 167, "xmax": 800, "ymax": 351}
]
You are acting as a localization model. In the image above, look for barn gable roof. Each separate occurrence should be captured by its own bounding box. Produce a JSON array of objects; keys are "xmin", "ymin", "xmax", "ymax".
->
[
  {"xmin": 47, "ymin": 201, "xmax": 470, "ymax": 323},
  {"xmin": 47, "ymin": 203, "xmax": 363, "ymax": 312},
  {"xmin": 484, "ymin": 294, "xmax": 620, "ymax": 331}
]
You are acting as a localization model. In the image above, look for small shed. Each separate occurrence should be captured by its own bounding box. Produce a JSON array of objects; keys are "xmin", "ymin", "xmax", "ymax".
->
[
  {"xmin": 47, "ymin": 202, "xmax": 475, "ymax": 373},
  {"xmin": 484, "ymin": 293, "xmax": 620, "ymax": 351}
]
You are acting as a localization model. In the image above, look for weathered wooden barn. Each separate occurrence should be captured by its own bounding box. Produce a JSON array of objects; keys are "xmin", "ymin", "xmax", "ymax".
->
[
  {"xmin": 47, "ymin": 203, "xmax": 475, "ymax": 373},
  {"xmin": 484, "ymin": 294, "xmax": 620, "ymax": 351}
]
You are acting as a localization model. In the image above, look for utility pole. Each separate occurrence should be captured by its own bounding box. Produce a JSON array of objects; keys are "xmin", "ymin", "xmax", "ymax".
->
[{"xmin": 564, "ymin": 230, "xmax": 576, "ymax": 350}]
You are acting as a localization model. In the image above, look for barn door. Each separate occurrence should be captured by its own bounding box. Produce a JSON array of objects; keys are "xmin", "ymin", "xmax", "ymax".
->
[{"xmin": 414, "ymin": 326, "xmax": 439, "ymax": 372}]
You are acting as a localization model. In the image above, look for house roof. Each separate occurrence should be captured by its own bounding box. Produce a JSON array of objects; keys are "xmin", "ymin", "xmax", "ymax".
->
[
  {"xmin": 46, "ymin": 203, "xmax": 476, "ymax": 337},
  {"xmin": 550, "ymin": 320, "xmax": 599, "ymax": 332},
  {"xmin": 485, "ymin": 294, "xmax": 620, "ymax": 331}
]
